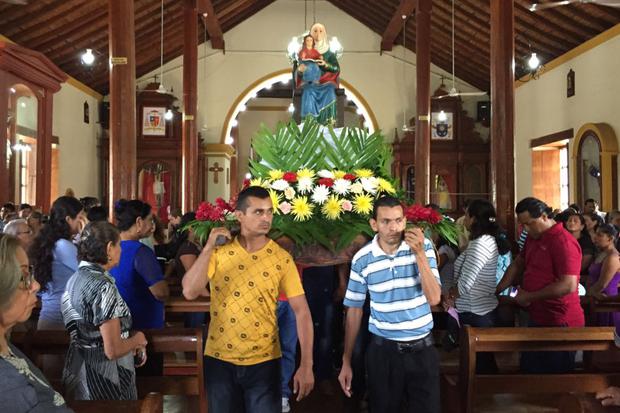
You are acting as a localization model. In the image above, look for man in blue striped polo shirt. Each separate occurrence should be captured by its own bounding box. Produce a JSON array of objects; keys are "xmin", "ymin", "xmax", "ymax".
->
[{"xmin": 338, "ymin": 196, "xmax": 442, "ymax": 412}]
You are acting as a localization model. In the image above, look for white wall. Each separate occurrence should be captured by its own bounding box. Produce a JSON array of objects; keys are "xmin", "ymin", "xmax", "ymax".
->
[
  {"xmin": 52, "ymin": 82, "xmax": 101, "ymax": 199},
  {"xmin": 515, "ymin": 32, "xmax": 620, "ymax": 205},
  {"xmin": 137, "ymin": 0, "xmax": 485, "ymax": 146}
]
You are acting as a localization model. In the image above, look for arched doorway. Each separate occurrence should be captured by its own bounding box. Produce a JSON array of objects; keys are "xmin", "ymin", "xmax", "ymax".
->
[
  {"xmin": 572, "ymin": 123, "xmax": 618, "ymax": 211},
  {"xmin": 218, "ymin": 69, "xmax": 378, "ymax": 195}
]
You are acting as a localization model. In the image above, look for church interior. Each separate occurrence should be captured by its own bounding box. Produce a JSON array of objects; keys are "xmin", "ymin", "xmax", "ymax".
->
[{"xmin": 2, "ymin": 0, "xmax": 620, "ymax": 412}]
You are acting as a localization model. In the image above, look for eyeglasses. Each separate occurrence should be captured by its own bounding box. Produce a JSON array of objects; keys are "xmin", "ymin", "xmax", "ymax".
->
[{"xmin": 20, "ymin": 265, "xmax": 35, "ymax": 291}]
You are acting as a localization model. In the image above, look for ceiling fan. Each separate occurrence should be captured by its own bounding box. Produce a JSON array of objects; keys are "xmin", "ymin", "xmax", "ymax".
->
[
  {"xmin": 433, "ymin": 0, "xmax": 487, "ymax": 100},
  {"xmin": 143, "ymin": 0, "xmax": 169, "ymax": 94},
  {"xmin": 529, "ymin": 0, "xmax": 620, "ymax": 11}
]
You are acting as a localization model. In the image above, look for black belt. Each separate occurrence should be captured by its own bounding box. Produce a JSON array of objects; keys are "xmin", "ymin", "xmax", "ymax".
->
[{"xmin": 371, "ymin": 334, "xmax": 434, "ymax": 354}]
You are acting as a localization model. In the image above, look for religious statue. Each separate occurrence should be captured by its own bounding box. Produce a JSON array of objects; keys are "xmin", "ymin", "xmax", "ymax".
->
[{"xmin": 295, "ymin": 23, "xmax": 340, "ymax": 125}]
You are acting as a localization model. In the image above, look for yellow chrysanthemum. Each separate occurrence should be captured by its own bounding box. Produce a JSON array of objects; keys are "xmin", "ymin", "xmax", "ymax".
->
[
  {"xmin": 268, "ymin": 189, "xmax": 282, "ymax": 214},
  {"xmin": 249, "ymin": 178, "xmax": 270, "ymax": 188},
  {"xmin": 297, "ymin": 168, "xmax": 315, "ymax": 179},
  {"xmin": 268, "ymin": 169, "xmax": 284, "ymax": 180},
  {"xmin": 353, "ymin": 168, "xmax": 374, "ymax": 178},
  {"xmin": 377, "ymin": 178, "xmax": 396, "ymax": 194},
  {"xmin": 333, "ymin": 170, "xmax": 347, "ymax": 179},
  {"xmin": 322, "ymin": 195, "xmax": 343, "ymax": 220},
  {"xmin": 290, "ymin": 196, "xmax": 313, "ymax": 221},
  {"xmin": 353, "ymin": 194, "xmax": 374, "ymax": 215}
]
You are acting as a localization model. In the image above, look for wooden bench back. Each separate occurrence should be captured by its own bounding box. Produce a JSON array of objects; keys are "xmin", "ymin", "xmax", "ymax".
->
[
  {"xmin": 459, "ymin": 326, "xmax": 619, "ymax": 413},
  {"xmin": 139, "ymin": 328, "xmax": 206, "ymax": 413}
]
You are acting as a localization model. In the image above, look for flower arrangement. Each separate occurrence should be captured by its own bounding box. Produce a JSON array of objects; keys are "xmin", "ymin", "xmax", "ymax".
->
[
  {"xmin": 185, "ymin": 118, "xmax": 458, "ymax": 254},
  {"xmin": 403, "ymin": 203, "xmax": 459, "ymax": 246}
]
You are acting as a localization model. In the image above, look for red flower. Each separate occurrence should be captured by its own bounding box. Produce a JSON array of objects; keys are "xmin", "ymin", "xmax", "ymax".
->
[
  {"xmin": 242, "ymin": 178, "xmax": 251, "ymax": 189},
  {"xmin": 343, "ymin": 173, "xmax": 356, "ymax": 181},
  {"xmin": 195, "ymin": 201, "xmax": 225, "ymax": 222},
  {"xmin": 404, "ymin": 204, "xmax": 443, "ymax": 225},
  {"xmin": 318, "ymin": 178, "xmax": 334, "ymax": 187},
  {"xmin": 283, "ymin": 172, "xmax": 297, "ymax": 183},
  {"xmin": 215, "ymin": 197, "xmax": 233, "ymax": 212}
]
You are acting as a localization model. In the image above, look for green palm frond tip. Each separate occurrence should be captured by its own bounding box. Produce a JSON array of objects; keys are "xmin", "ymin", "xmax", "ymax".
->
[{"xmin": 248, "ymin": 117, "xmax": 392, "ymax": 176}]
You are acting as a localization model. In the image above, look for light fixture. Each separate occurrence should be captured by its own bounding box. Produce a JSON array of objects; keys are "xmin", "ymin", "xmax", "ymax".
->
[
  {"xmin": 81, "ymin": 49, "xmax": 95, "ymax": 65},
  {"xmin": 231, "ymin": 119, "xmax": 238, "ymax": 127},
  {"xmin": 288, "ymin": 103, "xmax": 295, "ymax": 113},
  {"xmin": 245, "ymin": 172, "xmax": 252, "ymax": 179},
  {"xmin": 225, "ymin": 136, "xmax": 234, "ymax": 145},
  {"xmin": 239, "ymin": 105, "xmax": 247, "ymax": 112},
  {"xmin": 157, "ymin": 83, "xmax": 167, "ymax": 94},
  {"xmin": 164, "ymin": 109, "xmax": 173, "ymax": 121},
  {"xmin": 356, "ymin": 107, "xmax": 363, "ymax": 115},
  {"xmin": 528, "ymin": 52, "xmax": 540, "ymax": 70},
  {"xmin": 12, "ymin": 141, "xmax": 31, "ymax": 152},
  {"xmin": 20, "ymin": 101, "xmax": 26, "ymax": 108},
  {"xmin": 9, "ymin": 87, "xmax": 16, "ymax": 94},
  {"xmin": 437, "ymin": 110, "xmax": 448, "ymax": 122}
]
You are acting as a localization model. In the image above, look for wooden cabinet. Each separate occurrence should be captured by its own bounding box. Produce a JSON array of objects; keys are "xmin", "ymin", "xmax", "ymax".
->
[{"xmin": 392, "ymin": 87, "xmax": 490, "ymax": 213}]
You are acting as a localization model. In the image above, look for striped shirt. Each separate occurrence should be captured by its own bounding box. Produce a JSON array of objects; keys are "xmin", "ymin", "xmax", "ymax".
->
[
  {"xmin": 451, "ymin": 234, "xmax": 499, "ymax": 315},
  {"xmin": 343, "ymin": 235, "xmax": 440, "ymax": 341}
]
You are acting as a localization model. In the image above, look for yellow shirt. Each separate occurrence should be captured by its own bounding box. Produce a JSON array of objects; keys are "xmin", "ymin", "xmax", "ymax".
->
[{"xmin": 205, "ymin": 238, "xmax": 304, "ymax": 365}]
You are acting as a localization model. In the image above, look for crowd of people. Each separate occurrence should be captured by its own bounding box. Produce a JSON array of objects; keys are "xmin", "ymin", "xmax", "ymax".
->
[{"xmin": 1, "ymin": 191, "xmax": 620, "ymax": 411}]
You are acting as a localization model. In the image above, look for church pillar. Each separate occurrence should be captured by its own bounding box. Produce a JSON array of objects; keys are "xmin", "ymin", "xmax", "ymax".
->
[
  {"xmin": 490, "ymin": 0, "xmax": 516, "ymax": 237},
  {"xmin": 414, "ymin": 0, "xmax": 431, "ymax": 205},
  {"xmin": 108, "ymin": 0, "xmax": 137, "ymax": 213},
  {"xmin": 35, "ymin": 94, "xmax": 53, "ymax": 210},
  {"xmin": 182, "ymin": 0, "xmax": 199, "ymax": 212},
  {"xmin": 0, "ymin": 82, "xmax": 8, "ymax": 206}
]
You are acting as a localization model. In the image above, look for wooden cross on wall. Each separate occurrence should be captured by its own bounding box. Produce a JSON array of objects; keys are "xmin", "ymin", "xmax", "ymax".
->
[{"xmin": 209, "ymin": 162, "xmax": 224, "ymax": 184}]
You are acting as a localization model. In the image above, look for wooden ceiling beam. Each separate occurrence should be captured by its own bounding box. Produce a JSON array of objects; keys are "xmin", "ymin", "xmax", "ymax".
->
[
  {"xmin": 197, "ymin": 0, "xmax": 225, "ymax": 50},
  {"xmin": 514, "ymin": 0, "xmax": 609, "ymax": 36},
  {"xmin": 0, "ymin": 0, "xmax": 54, "ymax": 27},
  {"xmin": 51, "ymin": 0, "xmax": 182, "ymax": 67},
  {"xmin": 5, "ymin": 0, "xmax": 91, "ymax": 40},
  {"xmin": 381, "ymin": 0, "xmax": 416, "ymax": 51},
  {"xmin": 28, "ymin": 7, "xmax": 108, "ymax": 51}
]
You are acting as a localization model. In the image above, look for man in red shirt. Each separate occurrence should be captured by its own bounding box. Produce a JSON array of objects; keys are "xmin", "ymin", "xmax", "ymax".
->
[{"xmin": 497, "ymin": 197, "xmax": 584, "ymax": 373}]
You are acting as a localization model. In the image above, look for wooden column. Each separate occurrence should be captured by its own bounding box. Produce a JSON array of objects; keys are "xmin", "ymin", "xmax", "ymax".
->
[
  {"xmin": 0, "ymin": 83, "xmax": 8, "ymax": 206},
  {"xmin": 490, "ymin": 0, "xmax": 516, "ymax": 237},
  {"xmin": 35, "ymin": 94, "xmax": 53, "ymax": 210},
  {"xmin": 414, "ymin": 0, "xmax": 432, "ymax": 205},
  {"xmin": 182, "ymin": 0, "xmax": 199, "ymax": 212},
  {"xmin": 108, "ymin": 0, "xmax": 137, "ymax": 213}
]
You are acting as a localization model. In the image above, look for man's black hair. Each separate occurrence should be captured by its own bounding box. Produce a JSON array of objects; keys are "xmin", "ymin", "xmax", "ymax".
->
[
  {"xmin": 236, "ymin": 186, "xmax": 271, "ymax": 212},
  {"xmin": 515, "ymin": 197, "xmax": 552, "ymax": 219},
  {"xmin": 372, "ymin": 196, "xmax": 403, "ymax": 219}
]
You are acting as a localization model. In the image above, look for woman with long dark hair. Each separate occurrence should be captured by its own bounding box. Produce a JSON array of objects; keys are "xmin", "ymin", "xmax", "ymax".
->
[
  {"xmin": 564, "ymin": 211, "xmax": 595, "ymax": 280},
  {"xmin": 109, "ymin": 200, "xmax": 169, "ymax": 330},
  {"xmin": 30, "ymin": 196, "xmax": 86, "ymax": 330},
  {"xmin": 443, "ymin": 199, "xmax": 511, "ymax": 373}
]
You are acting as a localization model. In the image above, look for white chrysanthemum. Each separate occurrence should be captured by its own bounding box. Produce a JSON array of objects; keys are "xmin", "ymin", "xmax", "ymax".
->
[
  {"xmin": 271, "ymin": 179, "xmax": 290, "ymax": 191},
  {"xmin": 297, "ymin": 177, "xmax": 314, "ymax": 193},
  {"xmin": 350, "ymin": 182, "xmax": 364, "ymax": 194},
  {"xmin": 317, "ymin": 169, "xmax": 335, "ymax": 179},
  {"xmin": 332, "ymin": 178, "xmax": 351, "ymax": 195},
  {"xmin": 360, "ymin": 177, "xmax": 378, "ymax": 194},
  {"xmin": 311, "ymin": 185, "xmax": 330, "ymax": 205},
  {"xmin": 283, "ymin": 186, "xmax": 296, "ymax": 200}
]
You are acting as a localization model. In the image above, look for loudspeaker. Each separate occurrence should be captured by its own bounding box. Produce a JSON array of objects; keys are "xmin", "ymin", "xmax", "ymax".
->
[{"xmin": 477, "ymin": 101, "xmax": 490, "ymax": 123}]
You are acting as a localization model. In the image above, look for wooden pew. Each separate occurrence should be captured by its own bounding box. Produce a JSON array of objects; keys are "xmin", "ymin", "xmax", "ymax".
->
[
  {"xmin": 456, "ymin": 326, "xmax": 620, "ymax": 413},
  {"xmin": 68, "ymin": 392, "xmax": 163, "ymax": 413},
  {"xmin": 165, "ymin": 296, "xmax": 210, "ymax": 313},
  {"xmin": 139, "ymin": 328, "xmax": 207, "ymax": 413}
]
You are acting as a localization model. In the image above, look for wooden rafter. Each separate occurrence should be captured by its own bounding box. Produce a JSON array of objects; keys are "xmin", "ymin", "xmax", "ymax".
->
[
  {"xmin": 381, "ymin": 0, "xmax": 416, "ymax": 51},
  {"xmin": 197, "ymin": 0, "xmax": 225, "ymax": 50}
]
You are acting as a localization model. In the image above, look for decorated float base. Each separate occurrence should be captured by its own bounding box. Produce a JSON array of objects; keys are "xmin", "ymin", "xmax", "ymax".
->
[{"xmin": 274, "ymin": 234, "xmax": 370, "ymax": 266}]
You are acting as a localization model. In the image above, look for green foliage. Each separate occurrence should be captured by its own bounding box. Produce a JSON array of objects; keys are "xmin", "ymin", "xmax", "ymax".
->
[{"xmin": 249, "ymin": 117, "xmax": 392, "ymax": 178}]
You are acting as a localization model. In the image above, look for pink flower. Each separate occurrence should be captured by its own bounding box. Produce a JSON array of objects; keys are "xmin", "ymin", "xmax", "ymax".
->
[
  {"xmin": 279, "ymin": 201, "xmax": 292, "ymax": 214},
  {"xmin": 342, "ymin": 200, "xmax": 353, "ymax": 212}
]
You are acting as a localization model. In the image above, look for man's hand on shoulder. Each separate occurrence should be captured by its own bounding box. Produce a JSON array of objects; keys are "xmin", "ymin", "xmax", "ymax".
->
[{"xmin": 404, "ymin": 227, "xmax": 426, "ymax": 255}]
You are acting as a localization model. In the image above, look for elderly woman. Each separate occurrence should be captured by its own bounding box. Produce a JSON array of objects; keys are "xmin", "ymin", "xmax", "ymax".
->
[
  {"xmin": 0, "ymin": 234, "xmax": 73, "ymax": 412},
  {"xmin": 62, "ymin": 222, "xmax": 148, "ymax": 400},
  {"xmin": 3, "ymin": 219, "xmax": 33, "ymax": 249}
]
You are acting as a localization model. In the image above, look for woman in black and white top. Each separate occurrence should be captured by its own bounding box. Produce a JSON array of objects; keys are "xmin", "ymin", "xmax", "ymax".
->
[{"xmin": 443, "ymin": 199, "xmax": 511, "ymax": 373}]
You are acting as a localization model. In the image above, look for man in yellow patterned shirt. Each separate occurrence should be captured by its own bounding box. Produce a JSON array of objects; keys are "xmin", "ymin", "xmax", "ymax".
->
[{"xmin": 183, "ymin": 186, "xmax": 314, "ymax": 413}]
